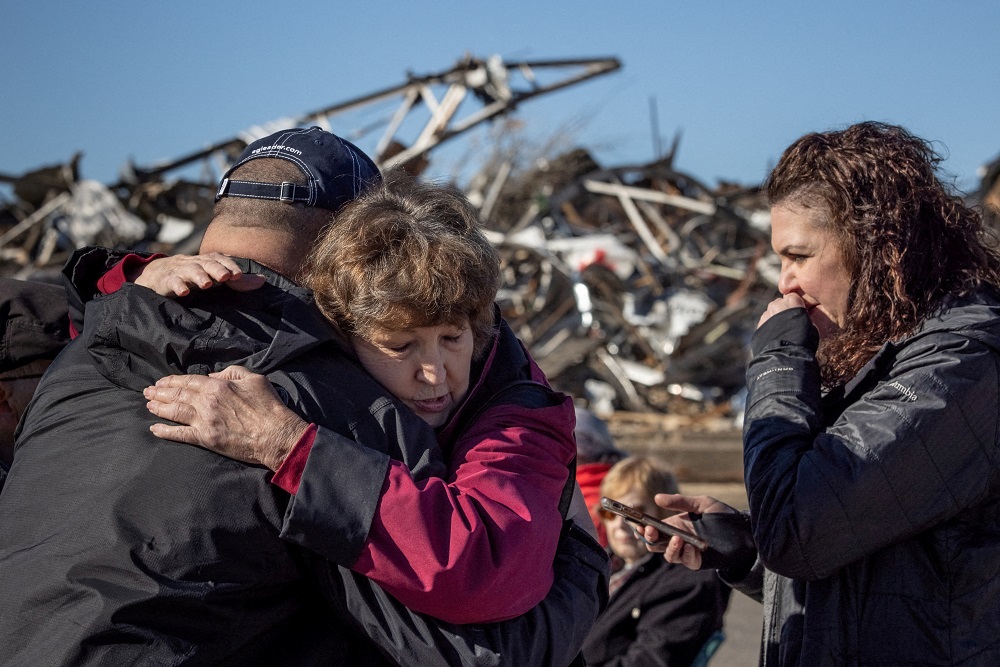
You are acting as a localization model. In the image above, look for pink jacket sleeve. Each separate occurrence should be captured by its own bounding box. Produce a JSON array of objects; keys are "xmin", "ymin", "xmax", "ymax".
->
[
  {"xmin": 348, "ymin": 395, "xmax": 577, "ymax": 624},
  {"xmin": 96, "ymin": 254, "xmax": 163, "ymax": 294}
]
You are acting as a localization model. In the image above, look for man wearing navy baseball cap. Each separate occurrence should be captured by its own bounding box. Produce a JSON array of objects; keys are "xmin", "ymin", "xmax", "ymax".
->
[
  {"xmin": 215, "ymin": 125, "xmax": 379, "ymax": 211},
  {"xmin": 123, "ymin": 126, "xmax": 382, "ymax": 295},
  {"xmin": 0, "ymin": 127, "xmax": 606, "ymax": 666}
]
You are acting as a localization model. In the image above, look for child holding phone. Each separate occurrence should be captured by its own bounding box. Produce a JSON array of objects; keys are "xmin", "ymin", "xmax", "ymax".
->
[{"xmin": 582, "ymin": 456, "xmax": 729, "ymax": 666}]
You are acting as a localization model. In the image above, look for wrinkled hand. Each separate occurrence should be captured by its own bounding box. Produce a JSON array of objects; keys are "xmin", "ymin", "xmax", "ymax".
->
[
  {"xmin": 641, "ymin": 493, "xmax": 736, "ymax": 570},
  {"xmin": 134, "ymin": 252, "xmax": 266, "ymax": 298},
  {"xmin": 143, "ymin": 365, "xmax": 309, "ymax": 470},
  {"xmin": 757, "ymin": 292, "xmax": 806, "ymax": 329}
]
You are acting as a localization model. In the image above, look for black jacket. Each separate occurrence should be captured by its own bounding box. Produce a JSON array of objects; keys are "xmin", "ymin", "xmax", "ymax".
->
[
  {"xmin": 581, "ymin": 556, "xmax": 727, "ymax": 667},
  {"xmin": 741, "ymin": 291, "xmax": 1000, "ymax": 665},
  {"xmin": 0, "ymin": 249, "xmax": 607, "ymax": 666},
  {"xmin": 0, "ymin": 260, "xmax": 404, "ymax": 665}
]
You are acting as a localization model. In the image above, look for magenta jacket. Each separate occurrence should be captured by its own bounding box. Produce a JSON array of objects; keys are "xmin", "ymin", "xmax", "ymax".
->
[{"xmin": 273, "ymin": 311, "xmax": 577, "ymax": 624}]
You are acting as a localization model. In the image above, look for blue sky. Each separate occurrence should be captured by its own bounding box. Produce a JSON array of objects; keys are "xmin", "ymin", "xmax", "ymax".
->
[{"xmin": 3, "ymin": 1, "xmax": 999, "ymax": 196}]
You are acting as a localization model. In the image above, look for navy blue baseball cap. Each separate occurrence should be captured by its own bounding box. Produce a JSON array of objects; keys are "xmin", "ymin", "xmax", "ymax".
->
[{"xmin": 215, "ymin": 126, "xmax": 381, "ymax": 213}]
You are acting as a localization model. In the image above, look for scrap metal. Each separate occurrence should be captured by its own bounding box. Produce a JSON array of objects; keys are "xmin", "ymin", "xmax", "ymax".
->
[
  {"xmin": 5, "ymin": 52, "xmax": 999, "ymax": 425},
  {"xmin": 1, "ymin": 53, "xmax": 621, "ymax": 276}
]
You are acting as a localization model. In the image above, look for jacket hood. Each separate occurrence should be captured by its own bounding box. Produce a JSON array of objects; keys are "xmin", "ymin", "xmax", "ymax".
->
[
  {"xmin": 81, "ymin": 258, "xmax": 338, "ymax": 392},
  {"xmin": 910, "ymin": 289, "xmax": 1000, "ymax": 350},
  {"xmin": 840, "ymin": 288, "xmax": 1000, "ymax": 400}
]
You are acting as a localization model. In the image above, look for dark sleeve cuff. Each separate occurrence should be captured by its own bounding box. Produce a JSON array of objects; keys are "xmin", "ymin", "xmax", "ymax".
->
[
  {"xmin": 693, "ymin": 510, "xmax": 757, "ymax": 580},
  {"xmin": 279, "ymin": 426, "xmax": 391, "ymax": 566},
  {"xmin": 750, "ymin": 307, "xmax": 819, "ymax": 357},
  {"xmin": 271, "ymin": 423, "xmax": 317, "ymax": 495},
  {"xmin": 63, "ymin": 246, "xmax": 142, "ymax": 335}
]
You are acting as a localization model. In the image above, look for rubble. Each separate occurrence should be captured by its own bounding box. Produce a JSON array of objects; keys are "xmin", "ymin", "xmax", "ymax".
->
[
  {"xmin": 2, "ymin": 54, "xmax": 622, "ymax": 279},
  {"xmin": 5, "ymin": 52, "xmax": 999, "ymax": 427},
  {"xmin": 483, "ymin": 155, "xmax": 773, "ymax": 420}
]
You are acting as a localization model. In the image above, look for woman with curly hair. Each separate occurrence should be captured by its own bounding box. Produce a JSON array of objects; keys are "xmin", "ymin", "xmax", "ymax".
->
[{"xmin": 646, "ymin": 122, "xmax": 1000, "ymax": 665}]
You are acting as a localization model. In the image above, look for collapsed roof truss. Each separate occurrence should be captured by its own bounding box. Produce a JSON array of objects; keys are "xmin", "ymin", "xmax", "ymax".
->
[{"xmin": 129, "ymin": 54, "xmax": 621, "ymax": 184}]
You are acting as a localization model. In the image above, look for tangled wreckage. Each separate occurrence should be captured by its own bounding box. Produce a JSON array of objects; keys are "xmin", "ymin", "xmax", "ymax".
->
[{"xmin": 4, "ymin": 53, "xmax": 999, "ymax": 436}]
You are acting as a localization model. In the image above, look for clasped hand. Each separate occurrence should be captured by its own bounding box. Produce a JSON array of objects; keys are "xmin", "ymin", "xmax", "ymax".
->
[
  {"xmin": 757, "ymin": 292, "xmax": 806, "ymax": 328},
  {"xmin": 135, "ymin": 253, "xmax": 266, "ymax": 297},
  {"xmin": 143, "ymin": 365, "xmax": 309, "ymax": 471}
]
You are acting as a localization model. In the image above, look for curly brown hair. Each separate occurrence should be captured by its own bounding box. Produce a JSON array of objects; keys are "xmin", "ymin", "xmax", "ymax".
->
[
  {"xmin": 766, "ymin": 122, "xmax": 1000, "ymax": 386},
  {"xmin": 304, "ymin": 168, "xmax": 501, "ymax": 358}
]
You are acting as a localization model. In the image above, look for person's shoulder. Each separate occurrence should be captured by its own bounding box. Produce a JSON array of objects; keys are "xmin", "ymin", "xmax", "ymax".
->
[
  {"xmin": 902, "ymin": 320, "xmax": 1000, "ymax": 362},
  {"xmin": 630, "ymin": 559, "xmax": 727, "ymax": 613},
  {"xmin": 897, "ymin": 291, "xmax": 1000, "ymax": 354},
  {"xmin": 916, "ymin": 289, "xmax": 1000, "ymax": 333}
]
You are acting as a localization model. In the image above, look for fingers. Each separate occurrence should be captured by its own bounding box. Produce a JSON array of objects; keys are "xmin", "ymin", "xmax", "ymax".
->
[
  {"xmin": 653, "ymin": 492, "xmax": 730, "ymax": 515},
  {"xmin": 139, "ymin": 269, "xmax": 198, "ymax": 297},
  {"xmin": 758, "ymin": 293, "xmax": 807, "ymax": 328},
  {"xmin": 148, "ymin": 422, "xmax": 202, "ymax": 446},
  {"xmin": 653, "ymin": 492, "xmax": 704, "ymax": 515},
  {"xmin": 181, "ymin": 253, "xmax": 244, "ymax": 286},
  {"xmin": 150, "ymin": 368, "xmax": 256, "ymax": 388},
  {"xmin": 151, "ymin": 370, "xmax": 261, "ymax": 393},
  {"xmin": 150, "ymin": 369, "xmax": 275, "ymax": 407},
  {"xmin": 226, "ymin": 275, "xmax": 267, "ymax": 292},
  {"xmin": 145, "ymin": 388, "xmax": 213, "ymax": 448},
  {"xmin": 639, "ymin": 525, "xmax": 667, "ymax": 551},
  {"xmin": 143, "ymin": 376, "xmax": 227, "ymax": 425},
  {"xmin": 141, "ymin": 369, "xmax": 300, "ymax": 470},
  {"xmin": 208, "ymin": 365, "xmax": 256, "ymax": 381},
  {"xmin": 757, "ymin": 297, "xmax": 786, "ymax": 328},
  {"xmin": 783, "ymin": 293, "xmax": 806, "ymax": 308},
  {"xmin": 144, "ymin": 395, "xmax": 198, "ymax": 424},
  {"xmin": 665, "ymin": 536, "xmax": 704, "ymax": 569},
  {"xmin": 135, "ymin": 253, "xmax": 246, "ymax": 298},
  {"xmin": 143, "ymin": 382, "xmax": 232, "ymax": 452},
  {"xmin": 149, "ymin": 373, "xmax": 218, "ymax": 392},
  {"xmin": 654, "ymin": 493, "xmax": 737, "ymax": 516}
]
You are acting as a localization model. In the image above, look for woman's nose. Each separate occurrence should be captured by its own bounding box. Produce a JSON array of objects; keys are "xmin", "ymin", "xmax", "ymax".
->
[
  {"xmin": 418, "ymin": 355, "xmax": 446, "ymax": 385},
  {"xmin": 778, "ymin": 263, "xmax": 797, "ymax": 295}
]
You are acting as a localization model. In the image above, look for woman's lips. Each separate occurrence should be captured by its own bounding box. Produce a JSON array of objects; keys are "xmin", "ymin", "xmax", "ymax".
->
[{"xmin": 412, "ymin": 396, "xmax": 451, "ymax": 413}]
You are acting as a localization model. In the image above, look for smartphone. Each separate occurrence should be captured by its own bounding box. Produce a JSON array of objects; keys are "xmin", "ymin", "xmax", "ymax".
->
[{"xmin": 600, "ymin": 496, "xmax": 708, "ymax": 551}]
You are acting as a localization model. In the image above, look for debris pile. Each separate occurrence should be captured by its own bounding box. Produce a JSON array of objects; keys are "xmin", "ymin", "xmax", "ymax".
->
[
  {"xmin": 480, "ymin": 153, "xmax": 773, "ymax": 420},
  {"xmin": 4, "ymin": 53, "xmax": 999, "ymax": 424}
]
